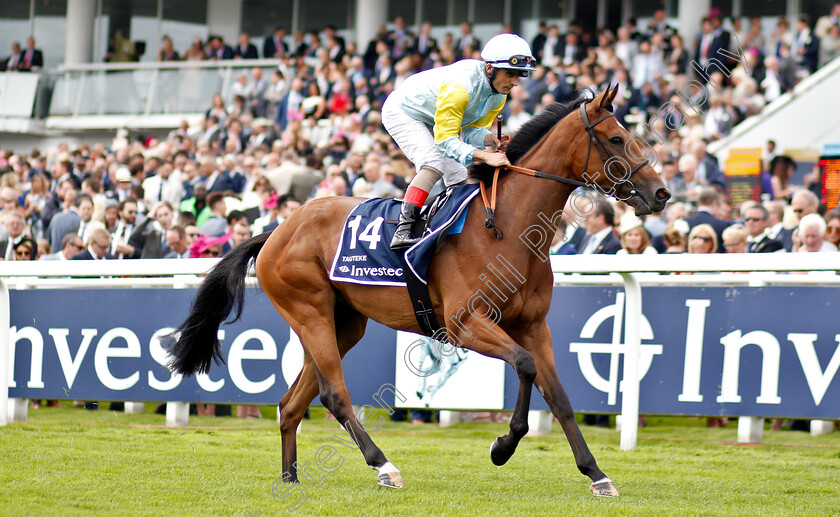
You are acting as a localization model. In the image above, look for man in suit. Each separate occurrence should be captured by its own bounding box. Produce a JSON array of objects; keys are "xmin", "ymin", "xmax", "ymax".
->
[
  {"xmin": 631, "ymin": 39, "xmax": 665, "ymax": 90},
  {"xmin": 765, "ymin": 200, "xmax": 794, "ymax": 251},
  {"xmin": 549, "ymin": 217, "xmax": 578, "ymax": 255},
  {"xmin": 274, "ymin": 76, "xmax": 305, "ymax": 131},
  {"xmin": 557, "ymin": 31, "xmax": 586, "ymax": 67},
  {"xmin": 208, "ymin": 35, "xmax": 233, "ymax": 60},
  {"xmin": 692, "ymin": 140, "xmax": 726, "ymax": 189},
  {"xmin": 129, "ymin": 201, "xmax": 174, "ymax": 259},
  {"xmin": 709, "ymin": 14, "xmax": 731, "ymax": 66},
  {"xmin": 18, "ymin": 37, "xmax": 43, "ymax": 71},
  {"xmin": 455, "ymin": 21, "xmax": 480, "ymax": 59},
  {"xmin": 2, "ymin": 42, "xmax": 22, "ymax": 71},
  {"xmin": 694, "ymin": 17, "xmax": 727, "ymax": 82},
  {"xmin": 47, "ymin": 190, "xmax": 83, "ymax": 252},
  {"xmin": 233, "ymin": 32, "xmax": 258, "ymax": 59},
  {"xmin": 73, "ymin": 228, "xmax": 115, "ymax": 260},
  {"xmin": 163, "ymin": 226, "xmax": 190, "ymax": 258},
  {"xmin": 263, "ymin": 27, "xmax": 288, "ymax": 58},
  {"xmin": 0, "ymin": 211, "xmax": 28, "ymax": 261},
  {"xmin": 684, "ymin": 188, "xmax": 732, "ymax": 251},
  {"xmin": 324, "ymin": 25, "xmax": 347, "ymax": 62},
  {"xmin": 578, "ymin": 198, "xmax": 621, "ymax": 255},
  {"xmin": 110, "ymin": 198, "xmax": 140, "ymax": 258},
  {"xmin": 198, "ymin": 193, "xmax": 229, "ymax": 237},
  {"xmin": 792, "ymin": 15, "xmax": 820, "ymax": 73},
  {"xmin": 531, "ymin": 22, "xmax": 548, "ymax": 64},
  {"xmin": 40, "ymin": 233, "xmax": 84, "ymax": 261},
  {"xmin": 142, "ymin": 161, "xmax": 183, "ymax": 208},
  {"xmin": 196, "ymin": 157, "xmax": 234, "ymax": 195},
  {"xmin": 261, "ymin": 196, "xmax": 301, "ymax": 233},
  {"xmin": 744, "ymin": 205, "xmax": 784, "ymax": 253},
  {"xmin": 75, "ymin": 194, "xmax": 102, "ymax": 244},
  {"xmin": 412, "ymin": 22, "xmax": 438, "ymax": 60}
]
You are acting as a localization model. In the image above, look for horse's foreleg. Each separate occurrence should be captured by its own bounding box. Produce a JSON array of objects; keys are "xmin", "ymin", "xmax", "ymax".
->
[
  {"xmin": 454, "ymin": 322, "xmax": 536, "ymax": 467},
  {"xmin": 523, "ymin": 323, "xmax": 618, "ymax": 497}
]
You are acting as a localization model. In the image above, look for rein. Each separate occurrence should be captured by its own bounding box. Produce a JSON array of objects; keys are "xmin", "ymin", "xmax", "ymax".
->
[
  {"xmin": 479, "ymin": 101, "xmax": 649, "ymax": 239},
  {"xmin": 479, "ymin": 164, "xmax": 589, "ymax": 239}
]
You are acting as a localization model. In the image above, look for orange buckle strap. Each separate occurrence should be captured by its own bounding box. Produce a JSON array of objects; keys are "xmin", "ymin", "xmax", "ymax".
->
[{"xmin": 480, "ymin": 166, "xmax": 503, "ymax": 239}]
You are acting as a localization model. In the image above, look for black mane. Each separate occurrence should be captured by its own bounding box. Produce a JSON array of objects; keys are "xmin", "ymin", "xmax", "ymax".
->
[{"xmin": 468, "ymin": 95, "xmax": 590, "ymax": 183}]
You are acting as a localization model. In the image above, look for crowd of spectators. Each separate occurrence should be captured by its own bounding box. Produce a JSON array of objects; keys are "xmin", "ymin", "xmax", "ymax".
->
[
  {"xmin": 0, "ymin": 37, "xmax": 43, "ymax": 71},
  {"xmin": 2, "ymin": 7, "xmax": 839, "ymax": 424}
]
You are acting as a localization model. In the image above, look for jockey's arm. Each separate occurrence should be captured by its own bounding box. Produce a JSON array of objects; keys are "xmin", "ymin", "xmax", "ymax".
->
[{"xmin": 432, "ymin": 82, "xmax": 508, "ymax": 167}]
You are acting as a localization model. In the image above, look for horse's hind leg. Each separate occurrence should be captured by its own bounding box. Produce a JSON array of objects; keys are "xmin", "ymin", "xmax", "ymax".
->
[
  {"xmin": 278, "ymin": 352, "xmax": 318, "ymax": 483},
  {"xmin": 278, "ymin": 306, "xmax": 369, "ymax": 484},
  {"xmin": 277, "ymin": 297, "xmax": 402, "ymax": 488}
]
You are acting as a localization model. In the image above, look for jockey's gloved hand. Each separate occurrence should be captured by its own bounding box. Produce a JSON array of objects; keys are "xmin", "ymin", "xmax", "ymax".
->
[{"xmin": 498, "ymin": 135, "xmax": 511, "ymax": 153}]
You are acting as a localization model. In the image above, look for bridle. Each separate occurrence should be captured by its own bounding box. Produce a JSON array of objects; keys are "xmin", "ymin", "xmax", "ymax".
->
[
  {"xmin": 479, "ymin": 99, "xmax": 649, "ymax": 239},
  {"xmin": 578, "ymin": 102, "xmax": 649, "ymax": 187}
]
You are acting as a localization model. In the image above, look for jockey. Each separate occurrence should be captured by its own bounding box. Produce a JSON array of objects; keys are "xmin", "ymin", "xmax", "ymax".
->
[{"xmin": 382, "ymin": 33, "xmax": 537, "ymax": 250}]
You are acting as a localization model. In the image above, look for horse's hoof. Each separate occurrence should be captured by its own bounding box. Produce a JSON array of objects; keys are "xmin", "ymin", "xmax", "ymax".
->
[
  {"xmin": 490, "ymin": 437, "xmax": 512, "ymax": 466},
  {"xmin": 590, "ymin": 478, "xmax": 619, "ymax": 497},
  {"xmin": 377, "ymin": 471, "xmax": 404, "ymax": 489}
]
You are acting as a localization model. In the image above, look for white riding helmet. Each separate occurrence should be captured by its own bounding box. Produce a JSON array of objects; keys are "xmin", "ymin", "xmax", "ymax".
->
[{"xmin": 481, "ymin": 34, "xmax": 537, "ymax": 74}]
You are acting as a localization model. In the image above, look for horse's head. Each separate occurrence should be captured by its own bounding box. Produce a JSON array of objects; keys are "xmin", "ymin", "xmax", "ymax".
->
[{"xmin": 576, "ymin": 86, "xmax": 671, "ymax": 215}]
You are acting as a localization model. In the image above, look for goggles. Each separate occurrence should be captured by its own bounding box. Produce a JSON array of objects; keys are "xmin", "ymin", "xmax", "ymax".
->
[{"xmin": 489, "ymin": 55, "xmax": 537, "ymax": 69}]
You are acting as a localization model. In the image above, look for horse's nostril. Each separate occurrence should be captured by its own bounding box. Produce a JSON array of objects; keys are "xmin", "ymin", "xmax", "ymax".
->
[{"xmin": 656, "ymin": 188, "xmax": 671, "ymax": 202}]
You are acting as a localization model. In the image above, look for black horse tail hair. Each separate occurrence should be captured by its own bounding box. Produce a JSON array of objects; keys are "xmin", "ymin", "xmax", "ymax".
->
[{"xmin": 164, "ymin": 231, "xmax": 272, "ymax": 376}]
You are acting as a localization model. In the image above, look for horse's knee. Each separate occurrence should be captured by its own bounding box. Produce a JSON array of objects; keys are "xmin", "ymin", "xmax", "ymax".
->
[{"xmin": 514, "ymin": 351, "xmax": 537, "ymax": 384}]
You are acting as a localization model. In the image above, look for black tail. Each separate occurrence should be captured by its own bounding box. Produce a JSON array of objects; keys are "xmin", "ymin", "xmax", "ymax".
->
[{"xmin": 165, "ymin": 232, "xmax": 271, "ymax": 376}]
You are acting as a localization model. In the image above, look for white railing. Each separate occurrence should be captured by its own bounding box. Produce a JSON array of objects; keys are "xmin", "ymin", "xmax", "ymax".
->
[
  {"xmin": 45, "ymin": 59, "xmax": 288, "ymax": 128},
  {"xmin": 2, "ymin": 254, "xmax": 838, "ymax": 444}
]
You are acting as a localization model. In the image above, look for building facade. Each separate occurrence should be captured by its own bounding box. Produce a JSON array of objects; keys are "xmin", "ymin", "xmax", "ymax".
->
[{"xmin": 0, "ymin": 0, "xmax": 835, "ymax": 69}]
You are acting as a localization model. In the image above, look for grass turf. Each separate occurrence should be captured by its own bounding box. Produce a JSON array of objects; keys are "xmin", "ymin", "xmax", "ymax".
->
[{"xmin": 1, "ymin": 405, "xmax": 838, "ymax": 516}]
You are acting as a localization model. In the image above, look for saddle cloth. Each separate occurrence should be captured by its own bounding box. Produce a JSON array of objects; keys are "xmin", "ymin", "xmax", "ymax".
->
[{"xmin": 329, "ymin": 184, "xmax": 480, "ymax": 287}]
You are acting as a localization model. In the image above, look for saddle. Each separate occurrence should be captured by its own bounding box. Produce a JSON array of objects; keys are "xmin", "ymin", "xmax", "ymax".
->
[{"xmin": 329, "ymin": 184, "xmax": 481, "ymax": 336}]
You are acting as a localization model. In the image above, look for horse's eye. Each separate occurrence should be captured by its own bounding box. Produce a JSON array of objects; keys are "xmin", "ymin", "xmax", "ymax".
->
[{"xmin": 610, "ymin": 137, "xmax": 623, "ymax": 146}]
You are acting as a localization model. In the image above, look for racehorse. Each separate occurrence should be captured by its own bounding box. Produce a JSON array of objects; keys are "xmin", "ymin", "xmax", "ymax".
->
[{"xmin": 166, "ymin": 86, "xmax": 670, "ymax": 497}]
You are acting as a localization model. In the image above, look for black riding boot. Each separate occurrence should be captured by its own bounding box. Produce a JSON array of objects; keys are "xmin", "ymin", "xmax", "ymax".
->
[{"xmin": 390, "ymin": 202, "xmax": 421, "ymax": 250}]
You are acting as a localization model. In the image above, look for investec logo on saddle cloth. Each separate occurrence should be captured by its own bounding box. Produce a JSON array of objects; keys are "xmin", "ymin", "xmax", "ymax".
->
[{"xmin": 329, "ymin": 185, "xmax": 481, "ymax": 286}]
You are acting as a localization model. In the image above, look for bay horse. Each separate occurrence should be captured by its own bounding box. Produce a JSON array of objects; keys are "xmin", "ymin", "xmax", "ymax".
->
[{"xmin": 166, "ymin": 86, "xmax": 670, "ymax": 497}]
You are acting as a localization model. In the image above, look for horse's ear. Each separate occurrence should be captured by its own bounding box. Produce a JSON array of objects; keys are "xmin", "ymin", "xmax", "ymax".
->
[
  {"xmin": 608, "ymin": 83, "xmax": 619, "ymax": 104},
  {"xmin": 595, "ymin": 87, "xmax": 611, "ymax": 111}
]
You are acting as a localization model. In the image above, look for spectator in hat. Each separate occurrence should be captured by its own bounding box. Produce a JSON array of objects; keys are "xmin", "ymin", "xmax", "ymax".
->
[
  {"xmin": 616, "ymin": 213, "xmax": 657, "ymax": 255},
  {"xmin": 113, "ymin": 166, "xmax": 135, "ymax": 201},
  {"xmin": 189, "ymin": 232, "xmax": 228, "ymax": 258},
  {"xmin": 13, "ymin": 237, "xmax": 37, "ymax": 261}
]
